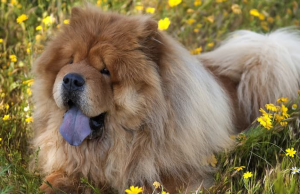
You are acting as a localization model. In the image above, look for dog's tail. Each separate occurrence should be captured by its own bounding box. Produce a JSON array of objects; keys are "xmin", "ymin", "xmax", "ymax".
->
[{"xmin": 199, "ymin": 28, "xmax": 300, "ymax": 122}]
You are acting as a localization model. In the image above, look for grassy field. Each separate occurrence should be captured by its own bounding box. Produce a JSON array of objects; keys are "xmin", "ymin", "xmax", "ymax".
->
[{"xmin": 0, "ymin": 0, "xmax": 300, "ymax": 193}]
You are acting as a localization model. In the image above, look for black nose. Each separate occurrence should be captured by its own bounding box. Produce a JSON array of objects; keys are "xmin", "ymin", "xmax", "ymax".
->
[{"xmin": 63, "ymin": 73, "xmax": 85, "ymax": 91}]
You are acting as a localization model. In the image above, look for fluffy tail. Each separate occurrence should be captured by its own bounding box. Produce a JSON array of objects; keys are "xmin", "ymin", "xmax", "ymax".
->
[{"xmin": 199, "ymin": 28, "xmax": 300, "ymax": 122}]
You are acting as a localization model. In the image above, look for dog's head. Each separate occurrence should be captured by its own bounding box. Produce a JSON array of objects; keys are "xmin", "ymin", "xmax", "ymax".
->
[{"xmin": 33, "ymin": 6, "xmax": 166, "ymax": 146}]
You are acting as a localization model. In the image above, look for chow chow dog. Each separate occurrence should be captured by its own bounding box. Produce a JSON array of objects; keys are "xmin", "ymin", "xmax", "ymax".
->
[{"xmin": 31, "ymin": 5, "xmax": 300, "ymax": 193}]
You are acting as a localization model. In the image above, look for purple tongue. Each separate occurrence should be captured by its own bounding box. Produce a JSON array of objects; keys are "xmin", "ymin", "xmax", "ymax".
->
[{"xmin": 59, "ymin": 106, "xmax": 92, "ymax": 146}]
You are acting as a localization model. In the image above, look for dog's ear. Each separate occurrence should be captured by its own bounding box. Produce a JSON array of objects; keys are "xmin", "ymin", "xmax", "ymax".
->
[{"xmin": 137, "ymin": 17, "xmax": 162, "ymax": 63}]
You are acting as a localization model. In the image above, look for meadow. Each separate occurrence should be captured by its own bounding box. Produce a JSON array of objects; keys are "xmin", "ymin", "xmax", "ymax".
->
[{"xmin": 0, "ymin": 0, "xmax": 300, "ymax": 193}]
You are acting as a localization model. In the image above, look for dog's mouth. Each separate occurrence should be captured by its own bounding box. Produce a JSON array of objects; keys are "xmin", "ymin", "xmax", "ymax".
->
[{"xmin": 59, "ymin": 100, "xmax": 106, "ymax": 146}]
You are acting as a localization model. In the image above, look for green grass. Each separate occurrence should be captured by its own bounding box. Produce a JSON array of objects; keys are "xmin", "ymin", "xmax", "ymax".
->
[{"xmin": 0, "ymin": 0, "xmax": 299, "ymax": 193}]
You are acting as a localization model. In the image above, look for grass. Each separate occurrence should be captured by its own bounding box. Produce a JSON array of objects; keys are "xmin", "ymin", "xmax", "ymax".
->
[{"xmin": 0, "ymin": 0, "xmax": 299, "ymax": 193}]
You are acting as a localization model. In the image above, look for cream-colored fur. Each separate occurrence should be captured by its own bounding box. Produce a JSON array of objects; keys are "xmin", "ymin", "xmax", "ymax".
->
[{"xmin": 199, "ymin": 28, "xmax": 300, "ymax": 122}]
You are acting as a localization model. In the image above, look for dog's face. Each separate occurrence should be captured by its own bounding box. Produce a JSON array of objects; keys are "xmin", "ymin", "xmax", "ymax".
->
[{"xmin": 34, "ymin": 7, "xmax": 165, "ymax": 146}]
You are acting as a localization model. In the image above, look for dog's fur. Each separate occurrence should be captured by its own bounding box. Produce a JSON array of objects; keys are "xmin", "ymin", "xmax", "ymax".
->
[{"xmin": 31, "ymin": 6, "xmax": 300, "ymax": 193}]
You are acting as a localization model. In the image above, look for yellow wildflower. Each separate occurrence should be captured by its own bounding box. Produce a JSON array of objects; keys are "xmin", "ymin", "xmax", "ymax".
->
[
  {"xmin": 169, "ymin": 0, "xmax": 182, "ymax": 7},
  {"xmin": 23, "ymin": 79, "xmax": 34, "ymax": 86},
  {"xmin": 243, "ymin": 171, "xmax": 253, "ymax": 179},
  {"xmin": 16, "ymin": 14, "xmax": 28, "ymax": 24},
  {"xmin": 35, "ymin": 34, "xmax": 41, "ymax": 41},
  {"xmin": 3, "ymin": 114, "xmax": 10, "ymax": 121},
  {"xmin": 0, "ymin": 138, "xmax": 2, "ymax": 141},
  {"xmin": 153, "ymin": 181, "xmax": 161, "ymax": 189},
  {"xmin": 194, "ymin": 28, "xmax": 199, "ymax": 33},
  {"xmin": 194, "ymin": 0, "xmax": 202, "ymax": 6},
  {"xmin": 97, "ymin": 0, "xmax": 101, "ymax": 6},
  {"xmin": 162, "ymin": 192, "xmax": 169, "ymax": 194},
  {"xmin": 125, "ymin": 186, "xmax": 143, "ymax": 194},
  {"xmin": 250, "ymin": 9, "xmax": 260, "ymax": 17},
  {"xmin": 27, "ymin": 88, "xmax": 32, "ymax": 95},
  {"xmin": 63, "ymin": 19, "xmax": 70, "ymax": 24},
  {"xmin": 158, "ymin": 18, "xmax": 171, "ymax": 31},
  {"xmin": 281, "ymin": 104, "xmax": 289, "ymax": 118},
  {"xmin": 207, "ymin": 154, "xmax": 217, "ymax": 167},
  {"xmin": 206, "ymin": 15, "xmax": 214, "ymax": 23},
  {"xmin": 286, "ymin": 148, "xmax": 296, "ymax": 157},
  {"xmin": 257, "ymin": 115, "xmax": 272, "ymax": 130},
  {"xmin": 280, "ymin": 121, "xmax": 288, "ymax": 126},
  {"xmin": 187, "ymin": 9, "xmax": 194, "ymax": 13},
  {"xmin": 10, "ymin": 0, "xmax": 18, "ymax": 6},
  {"xmin": 265, "ymin": 104, "xmax": 278, "ymax": 112},
  {"xmin": 135, "ymin": 5, "xmax": 143, "ymax": 11},
  {"xmin": 259, "ymin": 108, "xmax": 273, "ymax": 118},
  {"xmin": 25, "ymin": 117, "xmax": 33, "ymax": 123},
  {"xmin": 208, "ymin": 42, "xmax": 214, "ymax": 47},
  {"xmin": 146, "ymin": 7, "xmax": 155, "ymax": 14},
  {"xmin": 190, "ymin": 47, "xmax": 202, "ymax": 55},
  {"xmin": 216, "ymin": 0, "xmax": 227, "ymax": 2},
  {"xmin": 36, "ymin": 25, "xmax": 42, "ymax": 30},
  {"xmin": 43, "ymin": 16, "xmax": 55, "ymax": 25},
  {"xmin": 274, "ymin": 114, "xmax": 284, "ymax": 122},
  {"xmin": 231, "ymin": 4, "xmax": 241, "ymax": 14},
  {"xmin": 0, "ymin": 38, "xmax": 3, "ymax": 43},
  {"xmin": 26, "ymin": 48, "xmax": 31, "ymax": 54},
  {"xmin": 234, "ymin": 166, "xmax": 245, "ymax": 171},
  {"xmin": 259, "ymin": 13, "xmax": 265, "ymax": 20},
  {"xmin": 277, "ymin": 97, "xmax": 288, "ymax": 103},
  {"xmin": 186, "ymin": 18, "xmax": 196, "ymax": 25},
  {"xmin": 292, "ymin": 104, "xmax": 297, "ymax": 110},
  {"xmin": 10, "ymin": 54, "xmax": 17, "ymax": 62}
]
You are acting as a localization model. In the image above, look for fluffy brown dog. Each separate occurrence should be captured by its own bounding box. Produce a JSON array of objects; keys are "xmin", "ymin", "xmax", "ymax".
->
[{"xmin": 32, "ymin": 6, "xmax": 300, "ymax": 193}]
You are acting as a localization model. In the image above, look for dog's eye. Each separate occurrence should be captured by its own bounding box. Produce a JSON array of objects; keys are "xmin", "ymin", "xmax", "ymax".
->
[
  {"xmin": 69, "ymin": 59, "xmax": 73, "ymax": 64},
  {"xmin": 100, "ymin": 68, "xmax": 110, "ymax": 75}
]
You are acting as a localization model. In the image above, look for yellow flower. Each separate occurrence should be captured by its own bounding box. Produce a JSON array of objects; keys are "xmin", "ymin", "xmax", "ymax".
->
[
  {"xmin": 63, "ymin": 19, "xmax": 70, "ymax": 24},
  {"xmin": 27, "ymin": 88, "xmax": 32, "ymax": 95},
  {"xmin": 231, "ymin": 4, "xmax": 241, "ymax": 14},
  {"xmin": 36, "ymin": 25, "xmax": 42, "ymax": 30},
  {"xmin": 274, "ymin": 114, "xmax": 284, "ymax": 122},
  {"xmin": 153, "ymin": 181, "xmax": 161, "ymax": 189},
  {"xmin": 194, "ymin": 0, "xmax": 202, "ymax": 6},
  {"xmin": 0, "ymin": 38, "xmax": 3, "ymax": 43},
  {"xmin": 162, "ymin": 192, "xmax": 169, "ymax": 194},
  {"xmin": 146, "ymin": 7, "xmax": 155, "ymax": 14},
  {"xmin": 3, "ymin": 114, "xmax": 10, "ymax": 121},
  {"xmin": 186, "ymin": 18, "xmax": 196, "ymax": 25},
  {"xmin": 286, "ymin": 148, "xmax": 296, "ymax": 157},
  {"xmin": 208, "ymin": 42, "xmax": 214, "ymax": 47},
  {"xmin": 0, "ymin": 138, "xmax": 2, "ymax": 141},
  {"xmin": 97, "ymin": 0, "xmax": 102, "ymax": 6},
  {"xmin": 206, "ymin": 15, "xmax": 214, "ymax": 23},
  {"xmin": 292, "ymin": 104, "xmax": 297, "ymax": 110},
  {"xmin": 250, "ymin": 9, "xmax": 260, "ymax": 17},
  {"xmin": 35, "ymin": 34, "xmax": 41, "ymax": 41},
  {"xmin": 190, "ymin": 47, "xmax": 202, "ymax": 55},
  {"xmin": 125, "ymin": 186, "xmax": 143, "ymax": 194},
  {"xmin": 169, "ymin": 0, "xmax": 181, "ymax": 7},
  {"xmin": 16, "ymin": 14, "xmax": 28, "ymax": 24},
  {"xmin": 257, "ymin": 115, "xmax": 272, "ymax": 130},
  {"xmin": 207, "ymin": 154, "xmax": 217, "ymax": 167},
  {"xmin": 23, "ymin": 79, "xmax": 34, "ymax": 86},
  {"xmin": 26, "ymin": 48, "xmax": 31, "ymax": 54},
  {"xmin": 135, "ymin": 5, "xmax": 143, "ymax": 11},
  {"xmin": 281, "ymin": 104, "xmax": 289, "ymax": 118},
  {"xmin": 25, "ymin": 117, "xmax": 33, "ymax": 123},
  {"xmin": 194, "ymin": 28, "xmax": 199, "ymax": 33},
  {"xmin": 43, "ymin": 16, "xmax": 55, "ymax": 25},
  {"xmin": 259, "ymin": 13, "xmax": 265, "ymax": 20},
  {"xmin": 280, "ymin": 121, "xmax": 288, "ymax": 126},
  {"xmin": 9, "ymin": 54, "xmax": 17, "ymax": 62},
  {"xmin": 10, "ymin": 0, "xmax": 18, "ymax": 6},
  {"xmin": 158, "ymin": 18, "xmax": 171, "ymax": 31},
  {"xmin": 277, "ymin": 97, "xmax": 288, "ymax": 103},
  {"xmin": 234, "ymin": 166, "xmax": 245, "ymax": 171},
  {"xmin": 265, "ymin": 104, "xmax": 278, "ymax": 112},
  {"xmin": 259, "ymin": 108, "xmax": 273, "ymax": 118},
  {"xmin": 243, "ymin": 171, "xmax": 253, "ymax": 179},
  {"xmin": 216, "ymin": 0, "xmax": 227, "ymax": 2}
]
